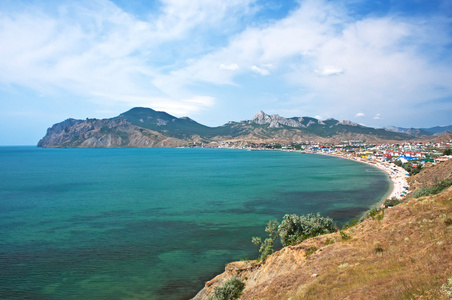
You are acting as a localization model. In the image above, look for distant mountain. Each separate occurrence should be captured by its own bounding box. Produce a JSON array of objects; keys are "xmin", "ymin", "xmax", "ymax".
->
[
  {"xmin": 384, "ymin": 125, "xmax": 452, "ymax": 137},
  {"xmin": 38, "ymin": 107, "xmax": 422, "ymax": 148},
  {"xmin": 118, "ymin": 107, "xmax": 213, "ymax": 138},
  {"xmin": 421, "ymin": 125, "xmax": 452, "ymax": 135}
]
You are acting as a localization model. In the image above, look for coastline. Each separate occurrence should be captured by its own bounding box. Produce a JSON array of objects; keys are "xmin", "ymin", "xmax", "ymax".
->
[
  {"xmin": 249, "ymin": 147, "xmax": 409, "ymax": 206},
  {"xmin": 307, "ymin": 151, "xmax": 409, "ymax": 205}
]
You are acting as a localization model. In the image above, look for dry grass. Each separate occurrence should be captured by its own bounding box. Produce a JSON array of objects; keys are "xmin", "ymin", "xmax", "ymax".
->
[{"xmin": 292, "ymin": 187, "xmax": 452, "ymax": 300}]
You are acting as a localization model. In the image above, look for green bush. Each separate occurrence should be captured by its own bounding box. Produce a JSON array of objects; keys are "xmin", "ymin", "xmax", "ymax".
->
[
  {"xmin": 383, "ymin": 197, "xmax": 401, "ymax": 208},
  {"xmin": 211, "ymin": 276, "xmax": 245, "ymax": 300},
  {"xmin": 432, "ymin": 178, "xmax": 452, "ymax": 194},
  {"xmin": 367, "ymin": 207, "xmax": 384, "ymax": 219},
  {"xmin": 251, "ymin": 220, "xmax": 278, "ymax": 261},
  {"xmin": 278, "ymin": 213, "xmax": 336, "ymax": 247},
  {"xmin": 412, "ymin": 186, "xmax": 435, "ymax": 198},
  {"xmin": 325, "ymin": 237, "xmax": 334, "ymax": 245},
  {"xmin": 252, "ymin": 213, "xmax": 336, "ymax": 260},
  {"xmin": 342, "ymin": 219, "xmax": 358, "ymax": 230},
  {"xmin": 376, "ymin": 210, "xmax": 384, "ymax": 221},
  {"xmin": 413, "ymin": 178, "xmax": 452, "ymax": 198},
  {"xmin": 304, "ymin": 247, "xmax": 318, "ymax": 257},
  {"xmin": 340, "ymin": 231, "xmax": 351, "ymax": 241}
]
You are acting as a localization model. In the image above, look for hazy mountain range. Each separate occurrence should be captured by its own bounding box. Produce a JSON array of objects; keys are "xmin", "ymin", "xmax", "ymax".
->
[{"xmin": 37, "ymin": 107, "xmax": 451, "ymax": 148}]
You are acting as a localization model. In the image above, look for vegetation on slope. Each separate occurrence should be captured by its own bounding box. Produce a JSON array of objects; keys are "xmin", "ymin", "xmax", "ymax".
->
[
  {"xmin": 251, "ymin": 214, "xmax": 336, "ymax": 261},
  {"xmin": 210, "ymin": 276, "xmax": 245, "ymax": 300}
]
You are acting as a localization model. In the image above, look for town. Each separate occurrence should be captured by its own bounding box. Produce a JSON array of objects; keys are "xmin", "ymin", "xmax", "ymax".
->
[{"xmin": 203, "ymin": 139, "xmax": 452, "ymax": 176}]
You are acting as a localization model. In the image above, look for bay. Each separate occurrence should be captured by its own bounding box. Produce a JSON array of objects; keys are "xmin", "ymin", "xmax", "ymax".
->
[{"xmin": 0, "ymin": 147, "xmax": 389, "ymax": 299}]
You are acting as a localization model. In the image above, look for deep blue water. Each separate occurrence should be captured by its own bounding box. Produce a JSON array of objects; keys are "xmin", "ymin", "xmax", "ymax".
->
[{"xmin": 0, "ymin": 147, "xmax": 389, "ymax": 299}]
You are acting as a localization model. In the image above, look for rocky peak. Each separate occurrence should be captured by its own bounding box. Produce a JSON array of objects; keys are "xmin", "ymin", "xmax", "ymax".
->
[
  {"xmin": 252, "ymin": 111, "xmax": 305, "ymax": 128},
  {"xmin": 252, "ymin": 111, "xmax": 273, "ymax": 125},
  {"xmin": 338, "ymin": 120, "xmax": 360, "ymax": 127}
]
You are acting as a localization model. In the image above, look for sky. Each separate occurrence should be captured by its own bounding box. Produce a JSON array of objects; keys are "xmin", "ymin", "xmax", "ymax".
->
[{"xmin": 1, "ymin": 0, "xmax": 451, "ymax": 145}]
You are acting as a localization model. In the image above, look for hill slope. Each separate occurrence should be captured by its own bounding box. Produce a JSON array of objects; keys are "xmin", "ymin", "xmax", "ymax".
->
[
  {"xmin": 38, "ymin": 108, "xmax": 414, "ymax": 147},
  {"xmin": 37, "ymin": 116, "xmax": 187, "ymax": 148},
  {"xmin": 194, "ymin": 160, "xmax": 452, "ymax": 299}
]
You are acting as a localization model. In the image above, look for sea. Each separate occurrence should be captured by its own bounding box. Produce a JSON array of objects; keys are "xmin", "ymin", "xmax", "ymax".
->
[{"xmin": 0, "ymin": 147, "xmax": 389, "ymax": 300}]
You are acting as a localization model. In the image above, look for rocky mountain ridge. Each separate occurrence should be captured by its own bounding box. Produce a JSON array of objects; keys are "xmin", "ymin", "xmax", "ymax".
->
[
  {"xmin": 37, "ymin": 107, "xmax": 447, "ymax": 148},
  {"xmin": 384, "ymin": 125, "xmax": 452, "ymax": 137},
  {"xmin": 37, "ymin": 116, "xmax": 187, "ymax": 148}
]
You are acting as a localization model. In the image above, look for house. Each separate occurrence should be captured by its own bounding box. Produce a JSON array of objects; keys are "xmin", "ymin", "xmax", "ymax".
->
[{"xmin": 434, "ymin": 156, "xmax": 451, "ymax": 163}]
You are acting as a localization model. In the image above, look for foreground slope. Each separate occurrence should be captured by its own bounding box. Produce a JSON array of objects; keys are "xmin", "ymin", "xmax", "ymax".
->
[{"xmin": 194, "ymin": 160, "xmax": 452, "ymax": 299}]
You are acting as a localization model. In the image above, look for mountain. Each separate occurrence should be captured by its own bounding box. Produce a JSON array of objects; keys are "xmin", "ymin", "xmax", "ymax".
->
[
  {"xmin": 37, "ymin": 113, "xmax": 188, "ymax": 148},
  {"xmin": 384, "ymin": 125, "xmax": 452, "ymax": 137},
  {"xmin": 421, "ymin": 125, "xmax": 452, "ymax": 135},
  {"xmin": 38, "ymin": 107, "xmax": 419, "ymax": 148},
  {"xmin": 118, "ymin": 107, "xmax": 213, "ymax": 138}
]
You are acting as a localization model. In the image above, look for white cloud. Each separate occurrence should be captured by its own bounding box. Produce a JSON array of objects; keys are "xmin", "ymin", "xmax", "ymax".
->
[
  {"xmin": 219, "ymin": 63, "xmax": 239, "ymax": 71},
  {"xmin": 1, "ymin": 0, "xmax": 451, "ymax": 130},
  {"xmin": 0, "ymin": 0, "xmax": 255, "ymax": 113},
  {"xmin": 90, "ymin": 92, "xmax": 214, "ymax": 116},
  {"xmin": 355, "ymin": 112, "xmax": 365, "ymax": 117},
  {"xmin": 170, "ymin": 0, "xmax": 451, "ymax": 124},
  {"xmin": 373, "ymin": 113, "xmax": 381, "ymax": 120},
  {"xmin": 314, "ymin": 66, "xmax": 345, "ymax": 76},
  {"xmin": 250, "ymin": 65, "xmax": 270, "ymax": 76}
]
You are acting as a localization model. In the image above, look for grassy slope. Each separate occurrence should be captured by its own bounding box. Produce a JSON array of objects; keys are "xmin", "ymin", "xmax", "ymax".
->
[
  {"xmin": 292, "ymin": 187, "xmax": 451, "ymax": 299},
  {"xmin": 195, "ymin": 161, "xmax": 452, "ymax": 300}
]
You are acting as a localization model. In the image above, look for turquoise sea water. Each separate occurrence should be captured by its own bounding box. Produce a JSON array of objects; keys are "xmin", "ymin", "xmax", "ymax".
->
[{"xmin": 0, "ymin": 147, "xmax": 389, "ymax": 299}]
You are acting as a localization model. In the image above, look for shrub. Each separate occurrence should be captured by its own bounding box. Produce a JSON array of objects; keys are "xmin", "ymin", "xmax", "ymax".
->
[
  {"xmin": 376, "ymin": 210, "xmax": 384, "ymax": 221},
  {"xmin": 342, "ymin": 219, "xmax": 358, "ymax": 230},
  {"xmin": 367, "ymin": 207, "xmax": 384, "ymax": 219},
  {"xmin": 374, "ymin": 241, "xmax": 384, "ymax": 253},
  {"xmin": 340, "ymin": 231, "xmax": 351, "ymax": 241},
  {"xmin": 325, "ymin": 238, "xmax": 334, "ymax": 245},
  {"xmin": 251, "ymin": 220, "xmax": 279, "ymax": 261},
  {"xmin": 445, "ymin": 218, "xmax": 452, "ymax": 226},
  {"xmin": 413, "ymin": 178, "xmax": 452, "ymax": 198},
  {"xmin": 278, "ymin": 213, "xmax": 336, "ymax": 247},
  {"xmin": 305, "ymin": 247, "xmax": 318, "ymax": 257},
  {"xmin": 432, "ymin": 178, "xmax": 452, "ymax": 194},
  {"xmin": 211, "ymin": 276, "xmax": 245, "ymax": 300},
  {"xmin": 440, "ymin": 278, "xmax": 452, "ymax": 299},
  {"xmin": 412, "ymin": 186, "xmax": 435, "ymax": 198},
  {"xmin": 383, "ymin": 197, "xmax": 401, "ymax": 208},
  {"xmin": 252, "ymin": 213, "xmax": 336, "ymax": 260}
]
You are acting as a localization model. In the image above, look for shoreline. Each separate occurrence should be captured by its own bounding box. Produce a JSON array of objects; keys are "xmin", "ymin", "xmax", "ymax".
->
[
  {"xmin": 246, "ymin": 147, "xmax": 409, "ymax": 208},
  {"xmin": 305, "ymin": 151, "xmax": 409, "ymax": 205}
]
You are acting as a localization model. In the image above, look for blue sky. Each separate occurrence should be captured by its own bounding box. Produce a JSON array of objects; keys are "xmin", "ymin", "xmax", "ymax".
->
[{"xmin": 1, "ymin": 0, "xmax": 451, "ymax": 145}]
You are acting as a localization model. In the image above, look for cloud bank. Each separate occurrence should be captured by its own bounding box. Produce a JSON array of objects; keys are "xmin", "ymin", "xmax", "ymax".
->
[{"xmin": 0, "ymin": 0, "xmax": 451, "ymax": 133}]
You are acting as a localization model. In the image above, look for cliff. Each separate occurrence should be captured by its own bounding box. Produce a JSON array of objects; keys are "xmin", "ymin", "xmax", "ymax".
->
[
  {"xmin": 37, "ymin": 117, "xmax": 187, "ymax": 148},
  {"xmin": 194, "ymin": 160, "xmax": 452, "ymax": 299}
]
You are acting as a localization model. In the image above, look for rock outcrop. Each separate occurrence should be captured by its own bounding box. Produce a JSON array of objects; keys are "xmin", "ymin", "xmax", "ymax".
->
[
  {"xmin": 251, "ymin": 111, "xmax": 306, "ymax": 128},
  {"xmin": 38, "ymin": 117, "xmax": 187, "ymax": 148}
]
